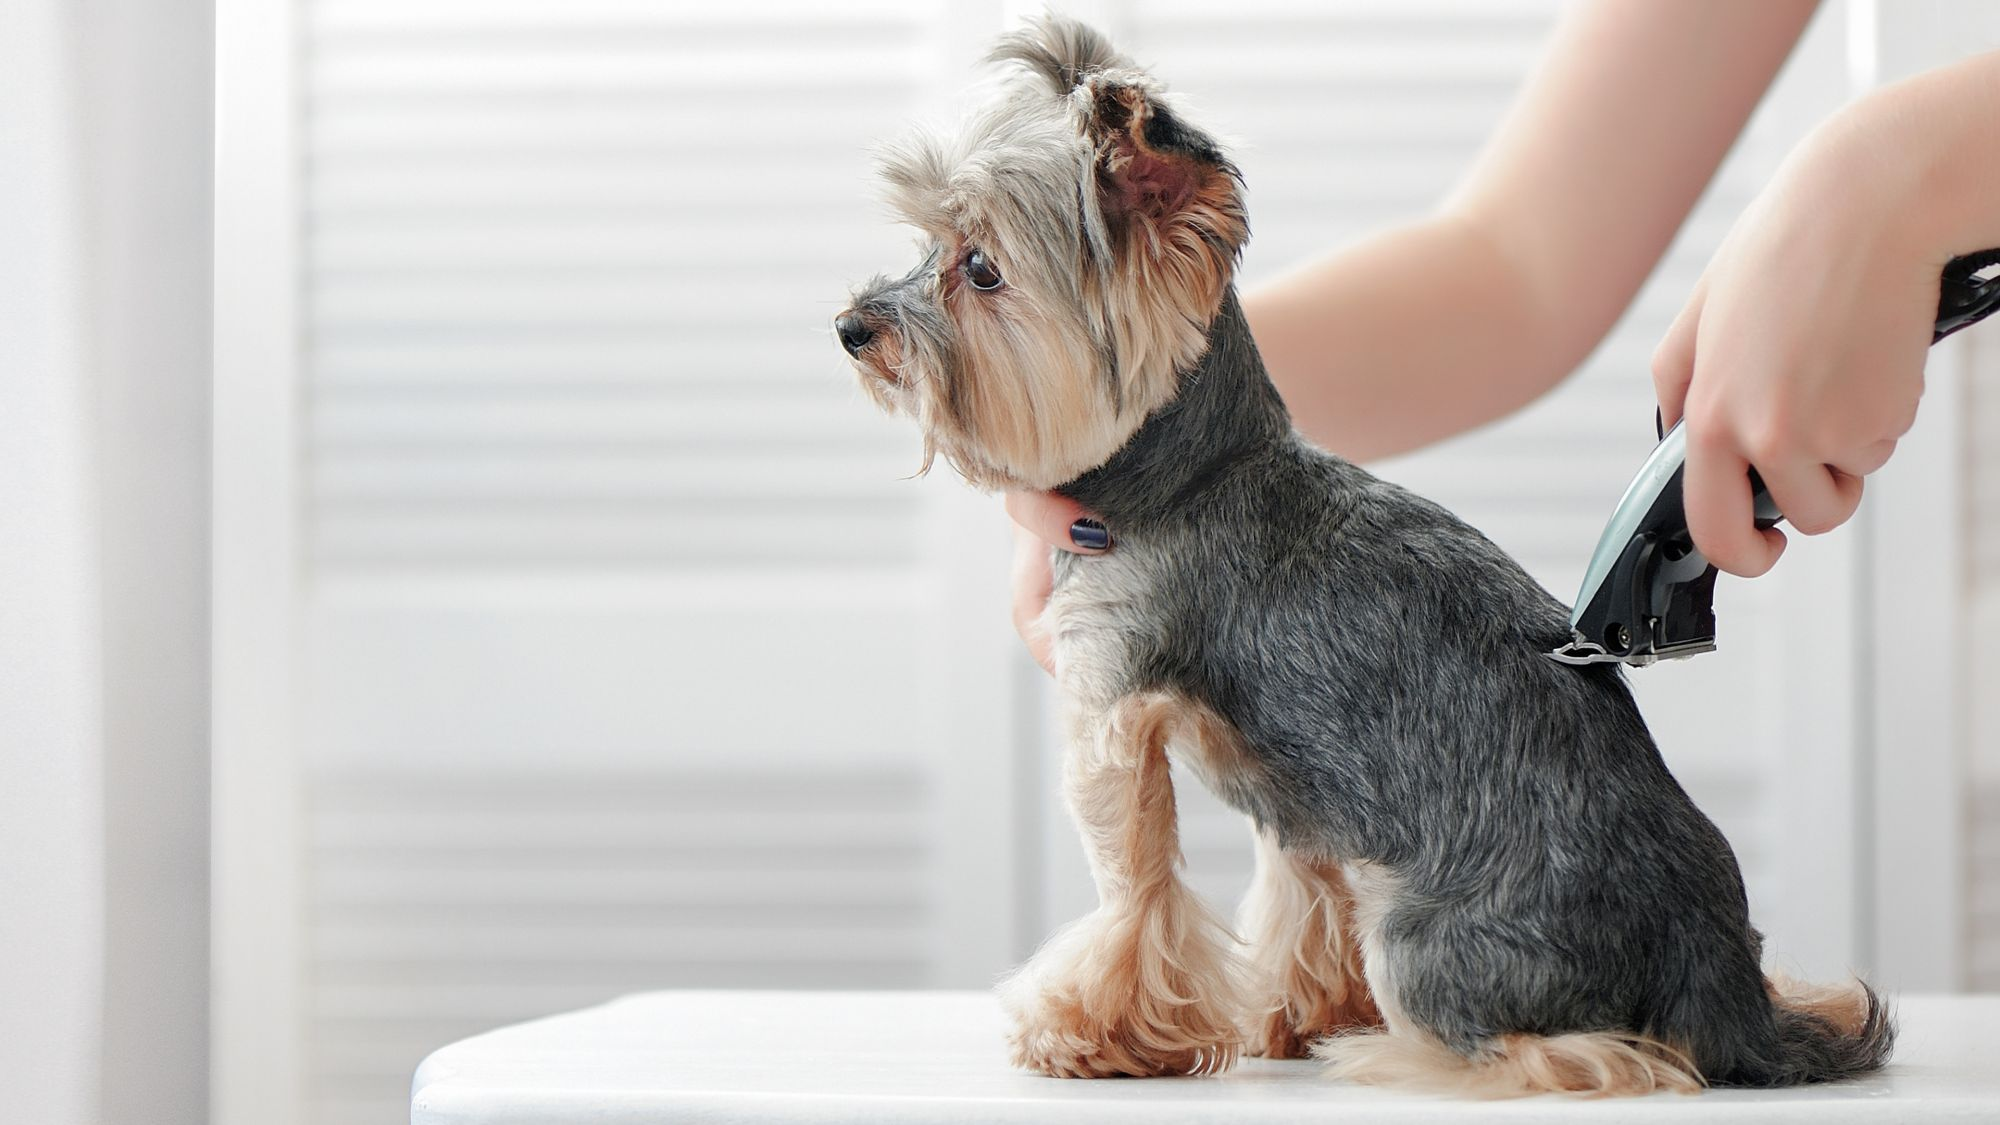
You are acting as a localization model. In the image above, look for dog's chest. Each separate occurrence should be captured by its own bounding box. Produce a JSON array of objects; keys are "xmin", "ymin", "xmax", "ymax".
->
[{"xmin": 1043, "ymin": 542, "xmax": 1182, "ymax": 708}]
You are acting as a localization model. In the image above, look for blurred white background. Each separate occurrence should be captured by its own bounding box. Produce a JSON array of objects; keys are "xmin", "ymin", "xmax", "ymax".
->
[{"xmin": 5, "ymin": 2, "xmax": 1999, "ymax": 1124}]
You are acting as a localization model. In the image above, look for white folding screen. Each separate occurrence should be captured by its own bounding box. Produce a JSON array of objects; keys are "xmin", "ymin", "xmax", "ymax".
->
[{"xmin": 217, "ymin": 4, "xmax": 1984, "ymax": 1125}]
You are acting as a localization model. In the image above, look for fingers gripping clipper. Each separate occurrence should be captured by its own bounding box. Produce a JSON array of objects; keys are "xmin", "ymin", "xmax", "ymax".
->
[{"xmin": 1549, "ymin": 249, "xmax": 2000, "ymax": 668}]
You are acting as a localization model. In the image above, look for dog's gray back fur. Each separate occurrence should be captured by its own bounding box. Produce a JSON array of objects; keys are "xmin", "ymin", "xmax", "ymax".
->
[{"xmin": 1054, "ymin": 291, "xmax": 1891, "ymax": 1084}]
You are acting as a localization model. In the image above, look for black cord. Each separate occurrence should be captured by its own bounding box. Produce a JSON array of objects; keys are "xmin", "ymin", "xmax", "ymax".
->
[{"xmin": 1936, "ymin": 248, "xmax": 2000, "ymax": 342}]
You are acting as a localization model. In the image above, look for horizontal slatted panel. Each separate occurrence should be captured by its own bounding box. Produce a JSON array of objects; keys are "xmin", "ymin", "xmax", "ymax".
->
[
  {"xmin": 302, "ymin": 0, "xmax": 933, "ymax": 578},
  {"xmin": 297, "ymin": 5, "xmax": 959, "ymax": 1124},
  {"xmin": 305, "ymin": 770, "xmax": 932, "ymax": 1124}
]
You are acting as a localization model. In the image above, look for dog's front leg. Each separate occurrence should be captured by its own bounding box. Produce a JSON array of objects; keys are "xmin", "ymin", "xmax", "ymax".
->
[
  {"xmin": 1001, "ymin": 693, "xmax": 1247, "ymax": 1077},
  {"xmin": 1238, "ymin": 829, "xmax": 1382, "ymax": 1058}
]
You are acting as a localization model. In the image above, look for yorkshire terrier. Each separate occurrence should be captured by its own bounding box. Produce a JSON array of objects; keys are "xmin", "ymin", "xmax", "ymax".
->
[{"xmin": 835, "ymin": 17, "xmax": 1892, "ymax": 1095}]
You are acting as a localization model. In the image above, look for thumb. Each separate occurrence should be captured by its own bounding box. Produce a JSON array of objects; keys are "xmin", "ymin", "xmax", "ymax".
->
[{"xmin": 1004, "ymin": 490, "xmax": 1109, "ymax": 555}]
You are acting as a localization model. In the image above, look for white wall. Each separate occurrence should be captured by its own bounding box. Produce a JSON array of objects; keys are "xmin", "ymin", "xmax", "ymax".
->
[
  {"xmin": 0, "ymin": 3, "xmax": 105, "ymax": 1122},
  {"xmin": 0, "ymin": 2, "xmax": 214, "ymax": 1123},
  {"xmin": 72, "ymin": 0, "xmax": 216, "ymax": 1119}
]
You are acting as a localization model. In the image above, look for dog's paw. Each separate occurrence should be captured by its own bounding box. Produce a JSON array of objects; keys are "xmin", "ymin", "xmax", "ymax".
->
[
  {"xmin": 1000, "ymin": 904, "xmax": 1246, "ymax": 1078},
  {"xmin": 1244, "ymin": 985, "xmax": 1383, "ymax": 1060},
  {"xmin": 1006, "ymin": 975, "xmax": 1243, "ymax": 1077},
  {"xmin": 1243, "ymin": 985, "xmax": 1384, "ymax": 1059},
  {"xmin": 1248, "ymin": 1007, "xmax": 1314, "ymax": 1060}
]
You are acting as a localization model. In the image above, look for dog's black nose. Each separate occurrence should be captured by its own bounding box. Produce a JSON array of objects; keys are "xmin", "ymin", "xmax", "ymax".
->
[{"xmin": 836, "ymin": 313, "xmax": 875, "ymax": 356}]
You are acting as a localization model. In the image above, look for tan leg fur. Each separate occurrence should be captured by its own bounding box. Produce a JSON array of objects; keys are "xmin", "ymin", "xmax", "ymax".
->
[
  {"xmin": 1000, "ymin": 693, "xmax": 1249, "ymax": 1077},
  {"xmin": 1237, "ymin": 830, "xmax": 1382, "ymax": 1058}
]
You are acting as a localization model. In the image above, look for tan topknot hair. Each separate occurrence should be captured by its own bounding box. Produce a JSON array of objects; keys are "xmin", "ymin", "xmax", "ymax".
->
[{"xmin": 988, "ymin": 14, "xmax": 1133, "ymax": 94}]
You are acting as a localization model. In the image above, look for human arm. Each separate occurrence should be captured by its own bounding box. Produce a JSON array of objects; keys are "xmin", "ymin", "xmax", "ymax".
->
[
  {"xmin": 1247, "ymin": 0, "xmax": 1820, "ymax": 461},
  {"xmin": 1651, "ymin": 48, "xmax": 2000, "ymax": 576}
]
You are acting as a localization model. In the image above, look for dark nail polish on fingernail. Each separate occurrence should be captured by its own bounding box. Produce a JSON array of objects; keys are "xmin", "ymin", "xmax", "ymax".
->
[{"xmin": 1069, "ymin": 518, "xmax": 1110, "ymax": 551}]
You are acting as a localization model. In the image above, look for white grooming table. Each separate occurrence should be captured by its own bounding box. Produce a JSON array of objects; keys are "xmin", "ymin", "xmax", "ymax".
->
[{"xmin": 411, "ymin": 991, "xmax": 2000, "ymax": 1123}]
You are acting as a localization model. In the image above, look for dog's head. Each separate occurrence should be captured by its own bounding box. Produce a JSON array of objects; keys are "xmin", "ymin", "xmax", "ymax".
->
[{"xmin": 835, "ymin": 16, "xmax": 1246, "ymax": 491}]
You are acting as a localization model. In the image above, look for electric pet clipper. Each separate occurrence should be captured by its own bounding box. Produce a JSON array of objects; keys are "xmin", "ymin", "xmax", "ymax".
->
[{"xmin": 1549, "ymin": 249, "xmax": 2000, "ymax": 667}]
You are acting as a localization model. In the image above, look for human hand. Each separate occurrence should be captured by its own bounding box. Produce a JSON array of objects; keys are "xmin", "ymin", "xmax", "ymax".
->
[
  {"xmin": 1650, "ymin": 109, "xmax": 1941, "ymax": 578},
  {"xmin": 1004, "ymin": 491, "xmax": 1110, "ymax": 675}
]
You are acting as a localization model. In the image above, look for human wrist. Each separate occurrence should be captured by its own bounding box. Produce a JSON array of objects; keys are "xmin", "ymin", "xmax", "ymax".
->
[{"xmin": 1835, "ymin": 51, "xmax": 2000, "ymax": 264}]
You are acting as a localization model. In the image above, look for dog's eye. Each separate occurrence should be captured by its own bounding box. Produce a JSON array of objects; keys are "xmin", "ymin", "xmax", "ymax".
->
[{"xmin": 963, "ymin": 250, "xmax": 1005, "ymax": 291}]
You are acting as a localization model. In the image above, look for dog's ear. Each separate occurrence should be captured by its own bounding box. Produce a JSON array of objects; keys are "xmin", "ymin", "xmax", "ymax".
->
[
  {"xmin": 876, "ymin": 129, "xmax": 955, "ymax": 235},
  {"xmin": 1073, "ymin": 72, "xmax": 1246, "ymax": 413},
  {"xmin": 1076, "ymin": 75, "xmax": 1240, "ymax": 235},
  {"xmin": 990, "ymin": 17, "xmax": 1240, "ymax": 238}
]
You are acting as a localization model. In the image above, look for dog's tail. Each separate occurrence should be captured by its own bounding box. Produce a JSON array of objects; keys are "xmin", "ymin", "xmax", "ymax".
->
[
  {"xmin": 1315, "ymin": 974, "xmax": 1890, "ymax": 1096},
  {"xmin": 1316, "ymin": 1028, "xmax": 1705, "ymax": 1098},
  {"xmin": 1716, "ymin": 975, "xmax": 1894, "ymax": 1087}
]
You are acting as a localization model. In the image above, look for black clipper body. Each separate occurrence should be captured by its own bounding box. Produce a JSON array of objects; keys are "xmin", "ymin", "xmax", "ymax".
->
[{"xmin": 1549, "ymin": 249, "xmax": 2000, "ymax": 668}]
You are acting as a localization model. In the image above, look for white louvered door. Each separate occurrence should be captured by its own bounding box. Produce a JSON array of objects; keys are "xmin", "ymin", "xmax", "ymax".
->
[
  {"xmin": 1029, "ymin": 0, "xmax": 1872, "ymax": 987},
  {"xmin": 220, "ymin": 3, "xmax": 1020, "ymax": 1124}
]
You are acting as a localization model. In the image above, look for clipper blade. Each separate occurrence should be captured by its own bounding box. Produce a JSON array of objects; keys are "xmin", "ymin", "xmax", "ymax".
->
[{"xmin": 1546, "ymin": 636, "xmax": 1625, "ymax": 667}]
